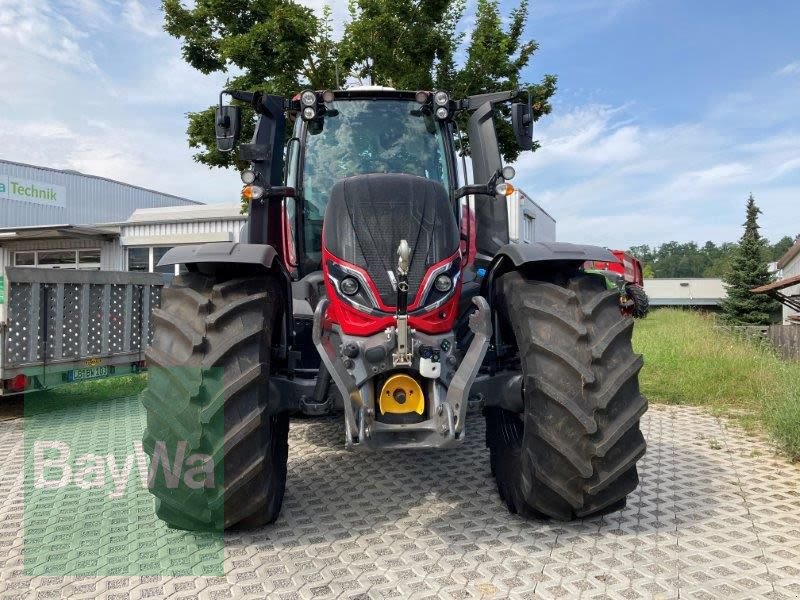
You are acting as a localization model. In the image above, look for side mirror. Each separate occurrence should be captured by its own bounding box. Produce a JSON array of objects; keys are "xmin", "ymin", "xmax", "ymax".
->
[
  {"xmin": 215, "ymin": 105, "xmax": 241, "ymax": 153},
  {"xmin": 511, "ymin": 102, "xmax": 533, "ymax": 151}
]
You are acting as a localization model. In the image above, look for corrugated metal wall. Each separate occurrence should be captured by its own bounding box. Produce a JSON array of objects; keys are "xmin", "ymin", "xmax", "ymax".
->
[
  {"xmin": 120, "ymin": 218, "xmax": 245, "ymax": 241},
  {"xmin": 1, "ymin": 159, "xmax": 199, "ymax": 228}
]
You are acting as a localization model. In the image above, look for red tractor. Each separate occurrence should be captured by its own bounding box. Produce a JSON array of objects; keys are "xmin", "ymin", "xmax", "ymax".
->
[
  {"xmin": 141, "ymin": 87, "xmax": 647, "ymax": 530},
  {"xmin": 585, "ymin": 250, "xmax": 650, "ymax": 318}
]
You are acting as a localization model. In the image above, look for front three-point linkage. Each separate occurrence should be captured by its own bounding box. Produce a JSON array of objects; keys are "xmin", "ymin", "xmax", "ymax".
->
[{"xmin": 392, "ymin": 240, "xmax": 413, "ymax": 367}]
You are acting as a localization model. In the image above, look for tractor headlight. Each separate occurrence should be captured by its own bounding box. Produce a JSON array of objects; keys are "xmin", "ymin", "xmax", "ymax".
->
[
  {"xmin": 433, "ymin": 91, "xmax": 449, "ymax": 106},
  {"xmin": 434, "ymin": 274, "xmax": 453, "ymax": 293},
  {"xmin": 300, "ymin": 90, "xmax": 317, "ymax": 107},
  {"xmin": 340, "ymin": 276, "xmax": 360, "ymax": 296},
  {"xmin": 435, "ymin": 106, "xmax": 449, "ymax": 120},
  {"xmin": 302, "ymin": 106, "xmax": 316, "ymax": 120},
  {"xmin": 241, "ymin": 169, "xmax": 256, "ymax": 184}
]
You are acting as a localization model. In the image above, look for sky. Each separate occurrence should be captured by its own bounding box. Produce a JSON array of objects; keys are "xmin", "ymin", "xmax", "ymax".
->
[{"xmin": 1, "ymin": 0, "xmax": 799, "ymax": 248}]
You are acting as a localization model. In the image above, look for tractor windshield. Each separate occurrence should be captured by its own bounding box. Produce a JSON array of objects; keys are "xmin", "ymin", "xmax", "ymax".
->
[{"xmin": 299, "ymin": 98, "xmax": 451, "ymax": 267}]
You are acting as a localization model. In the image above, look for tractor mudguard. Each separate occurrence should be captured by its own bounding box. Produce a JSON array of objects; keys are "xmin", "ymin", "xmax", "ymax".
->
[
  {"xmin": 493, "ymin": 241, "xmax": 618, "ymax": 267},
  {"xmin": 157, "ymin": 242, "xmax": 279, "ymax": 270},
  {"xmin": 479, "ymin": 242, "xmax": 620, "ymax": 358}
]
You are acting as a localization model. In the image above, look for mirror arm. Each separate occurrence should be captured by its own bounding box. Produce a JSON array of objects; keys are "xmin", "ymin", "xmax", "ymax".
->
[
  {"xmin": 267, "ymin": 186, "xmax": 296, "ymax": 199},
  {"xmin": 454, "ymin": 184, "xmax": 491, "ymax": 200}
]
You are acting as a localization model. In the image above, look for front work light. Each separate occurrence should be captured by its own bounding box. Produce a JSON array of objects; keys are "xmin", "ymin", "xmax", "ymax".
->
[
  {"xmin": 435, "ymin": 106, "xmax": 449, "ymax": 120},
  {"xmin": 433, "ymin": 91, "xmax": 449, "ymax": 106},
  {"xmin": 241, "ymin": 169, "xmax": 256, "ymax": 184},
  {"xmin": 302, "ymin": 106, "xmax": 316, "ymax": 120},
  {"xmin": 300, "ymin": 90, "xmax": 317, "ymax": 106}
]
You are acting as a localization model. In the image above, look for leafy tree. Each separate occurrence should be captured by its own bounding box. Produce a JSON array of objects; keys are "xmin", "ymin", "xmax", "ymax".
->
[
  {"xmin": 720, "ymin": 195, "xmax": 780, "ymax": 325},
  {"xmin": 769, "ymin": 235, "xmax": 796, "ymax": 262},
  {"xmin": 447, "ymin": 0, "xmax": 557, "ymax": 162},
  {"xmin": 338, "ymin": 0, "xmax": 461, "ymax": 90},
  {"xmin": 702, "ymin": 242, "xmax": 737, "ymax": 277},
  {"xmin": 162, "ymin": 0, "xmax": 556, "ymax": 170},
  {"xmin": 628, "ymin": 237, "xmax": 791, "ymax": 279}
]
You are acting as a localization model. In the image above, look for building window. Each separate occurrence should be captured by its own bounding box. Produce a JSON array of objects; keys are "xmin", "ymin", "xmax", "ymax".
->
[
  {"xmin": 78, "ymin": 249, "xmax": 101, "ymax": 270},
  {"xmin": 153, "ymin": 247, "xmax": 175, "ymax": 274},
  {"xmin": 127, "ymin": 246, "xmax": 180, "ymax": 275},
  {"xmin": 14, "ymin": 252, "xmax": 35, "ymax": 266},
  {"xmin": 38, "ymin": 250, "xmax": 76, "ymax": 267},
  {"xmin": 523, "ymin": 214, "xmax": 535, "ymax": 243},
  {"xmin": 127, "ymin": 247, "xmax": 149, "ymax": 272},
  {"xmin": 13, "ymin": 249, "xmax": 101, "ymax": 269}
]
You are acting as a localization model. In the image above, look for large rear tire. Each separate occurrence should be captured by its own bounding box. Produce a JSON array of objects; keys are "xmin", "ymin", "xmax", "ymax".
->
[
  {"xmin": 141, "ymin": 273, "xmax": 289, "ymax": 530},
  {"xmin": 486, "ymin": 270, "xmax": 647, "ymax": 520}
]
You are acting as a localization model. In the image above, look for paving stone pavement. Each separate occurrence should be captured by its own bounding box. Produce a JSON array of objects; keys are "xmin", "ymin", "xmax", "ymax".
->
[{"xmin": 1, "ymin": 399, "xmax": 799, "ymax": 599}]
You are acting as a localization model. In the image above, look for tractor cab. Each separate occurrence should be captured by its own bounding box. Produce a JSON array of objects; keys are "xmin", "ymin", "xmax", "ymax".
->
[{"xmin": 285, "ymin": 89, "xmax": 458, "ymax": 275}]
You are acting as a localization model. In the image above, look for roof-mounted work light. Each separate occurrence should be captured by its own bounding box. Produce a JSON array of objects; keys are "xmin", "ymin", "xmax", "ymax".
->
[{"xmin": 300, "ymin": 90, "xmax": 317, "ymax": 120}]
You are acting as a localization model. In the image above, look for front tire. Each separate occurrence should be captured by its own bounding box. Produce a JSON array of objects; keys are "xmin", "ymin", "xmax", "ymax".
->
[
  {"xmin": 625, "ymin": 283, "xmax": 650, "ymax": 318},
  {"xmin": 141, "ymin": 273, "xmax": 289, "ymax": 530},
  {"xmin": 486, "ymin": 270, "xmax": 647, "ymax": 520}
]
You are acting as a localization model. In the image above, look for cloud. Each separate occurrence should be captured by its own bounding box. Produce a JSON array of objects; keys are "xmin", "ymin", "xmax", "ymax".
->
[
  {"xmin": 0, "ymin": 0, "xmax": 98, "ymax": 71},
  {"xmin": 122, "ymin": 0, "xmax": 163, "ymax": 37},
  {"xmin": 513, "ymin": 80, "xmax": 800, "ymax": 248},
  {"xmin": 777, "ymin": 61, "xmax": 800, "ymax": 76},
  {"xmin": 61, "ymin": 0, "xmax": 115, "ymax": 28},
  {"xmin": 0, "ymin": 0, "xmax": 241, "ymax": 205}
]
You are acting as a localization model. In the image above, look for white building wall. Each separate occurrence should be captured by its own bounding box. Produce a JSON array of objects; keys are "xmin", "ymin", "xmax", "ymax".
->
[
  {"xmin": 507, "ymin": 189, "xmax": 557, "ymax": 244},
  {"xmin": 643, "ymin": 278, "xmax": 727, "ymax": 306},
  {"xmin": 781, "ymin": 257, "xmax": 800, "ymax": 323},
  {"xmin": 117, "ymin": 206, "xmax": 246, "ymax": 272}
]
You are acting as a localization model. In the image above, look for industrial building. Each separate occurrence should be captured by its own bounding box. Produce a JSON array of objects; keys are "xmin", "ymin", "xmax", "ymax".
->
[{"xmin": 0, "ymin": 159, "xmax": 202, "ymax": 274}]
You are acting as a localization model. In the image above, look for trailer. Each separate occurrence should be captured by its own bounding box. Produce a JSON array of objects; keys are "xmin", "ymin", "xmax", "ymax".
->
[{"xmin": 0, "ymin": 267, "xmax": 163, "ymax": 395}]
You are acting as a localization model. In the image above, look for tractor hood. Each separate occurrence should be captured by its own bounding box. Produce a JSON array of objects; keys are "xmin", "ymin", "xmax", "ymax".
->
[{"xmin": 323, "ymin": 173, "xmax": 459, "ymax": 307}]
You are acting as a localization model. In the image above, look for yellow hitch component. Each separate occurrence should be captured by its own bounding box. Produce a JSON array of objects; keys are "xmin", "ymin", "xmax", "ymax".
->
[{"xmin": 378, "ymin": 374, "xmax": 425, "ymax": 415}]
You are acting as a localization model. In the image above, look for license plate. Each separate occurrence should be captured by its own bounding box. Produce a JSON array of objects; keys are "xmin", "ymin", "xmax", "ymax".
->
[{"xmin": 69, "ymin": 366, "xmax": 109, "ymax": 381}]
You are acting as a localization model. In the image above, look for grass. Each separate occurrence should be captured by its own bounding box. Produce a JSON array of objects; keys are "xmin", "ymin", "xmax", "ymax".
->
[
  {"xmin": 633, "ymin": 309, "xmax": 800, "ymax": 461},
  {"xmin": 30, "ymin": 373, "xmax": 148, "ymax": 405}
]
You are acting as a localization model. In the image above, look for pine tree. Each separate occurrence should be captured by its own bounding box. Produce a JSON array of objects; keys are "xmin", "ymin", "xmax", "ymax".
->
[{"xmin": 720, "ymin": 195, "xmax": 780, "ymax": 324}]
